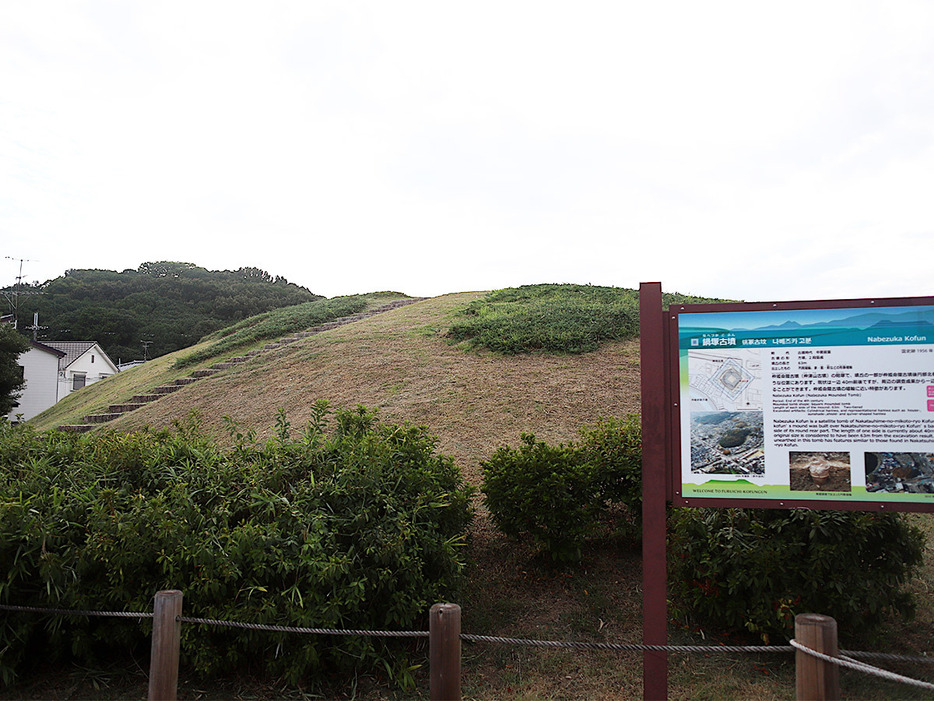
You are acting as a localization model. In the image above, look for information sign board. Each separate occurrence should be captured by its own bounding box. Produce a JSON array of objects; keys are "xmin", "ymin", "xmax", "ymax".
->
[{"xmin": 673, "ymin": 297, "xmax": 934, "ymax": 510}]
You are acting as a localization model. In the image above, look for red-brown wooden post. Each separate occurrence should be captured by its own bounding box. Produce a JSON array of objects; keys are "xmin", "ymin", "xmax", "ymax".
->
[
  {"xmin": 148, "ymin": 590, "xmax": 183, "ymax": 701},
  {"xmin": 795, "ymin": 613, "xmax": 840, "ymax": 701},
  {"xmin": 640, "ymin": 282, "xmax": 669, "ymax": 700},
  {"xmin": 429, "ymin": 603, "xmax": 461, "ymax": 701}
]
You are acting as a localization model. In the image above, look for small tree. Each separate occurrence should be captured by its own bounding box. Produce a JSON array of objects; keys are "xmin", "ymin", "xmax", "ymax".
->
[{"xmin": 0, "ymin": 324, "xmax": 29, "ymax": 416}]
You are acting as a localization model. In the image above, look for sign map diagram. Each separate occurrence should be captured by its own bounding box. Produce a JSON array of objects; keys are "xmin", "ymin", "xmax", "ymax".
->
[{"xmin": 688, "ymin": 349, "xmax": 763, "ymax": 412}]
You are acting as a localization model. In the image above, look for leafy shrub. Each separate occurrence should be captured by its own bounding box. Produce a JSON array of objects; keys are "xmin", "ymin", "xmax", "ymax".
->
[
  {"xmin": 481, "ymin": 416, "xmax": 642, "ymax": 561},
  {"xmin": 0, "ymin": 405, "xmax": 473, "ymax": 687},
  {"xmin": 577, "ymin": 415, "xmax": 642, "ymax": 515},
  {"xmin": 449, "ymin": 284, "xmax": 722, "ymax": 355},
  {"xmin": 669, "ymin": 508, "xmax": 925, "ymax": 643},
  {"xmin": 482, "ymin": 434, "xmax": 601, "ymax": 562}
]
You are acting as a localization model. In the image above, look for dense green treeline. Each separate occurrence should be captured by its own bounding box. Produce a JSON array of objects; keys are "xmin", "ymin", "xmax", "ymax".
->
[{"xmin": 4, "ymin": 262, "xmax": 321, "ymax": 362}]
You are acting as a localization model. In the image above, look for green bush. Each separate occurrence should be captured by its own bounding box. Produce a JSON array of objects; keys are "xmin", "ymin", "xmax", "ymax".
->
[
  {"xmin": 669, "ymin": 508, "xmax": 925, "ymax": 643},
  {"xmin": 480, "ymin": 416, "xmax": 643, "ymax": 561},
  {"xmin": 577, "ymin": 415, "xmax": 642, "ymax": 516},
  {"xmin": 482, "ymin": 434, "xmax": 601, "ymax": 562},
  {"xmin": 0, "ymin": 405, "xmax": 473, "ymax": 687},
  {"xmin": 449, "ymin": 284, "xmax": 722, "ymax": 355}
]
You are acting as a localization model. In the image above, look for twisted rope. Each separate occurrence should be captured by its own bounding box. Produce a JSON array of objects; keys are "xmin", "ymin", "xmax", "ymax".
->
[
  {"xmin": 0, "ymin": 603, "xmax": 152, "ymax": 618},
  {"xmin": 178, "ymin": 616, "xmax": 428, "ymax": 638},
  {"xmin": 790, "ymin": 639, "xmax": 934, "ymax": 691},
  {"xmin": 460, "ymin": 633, "xmax": 791, "ymax": 654}
]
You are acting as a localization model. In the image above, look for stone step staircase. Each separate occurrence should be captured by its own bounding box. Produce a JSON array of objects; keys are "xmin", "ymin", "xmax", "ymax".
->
[{"xmin": 56, "ymin": 297, "xmax": 426, "ymax": 433}]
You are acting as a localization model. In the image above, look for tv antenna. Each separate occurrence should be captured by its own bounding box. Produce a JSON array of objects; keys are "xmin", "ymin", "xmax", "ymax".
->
[{"xmin": 3, "ymin": 256, "xmax": 37, "ymax": 328}]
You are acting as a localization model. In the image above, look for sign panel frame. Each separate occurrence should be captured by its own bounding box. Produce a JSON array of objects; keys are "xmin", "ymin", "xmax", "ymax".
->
[{"xmin": 668, "ymin": 294, "xmax": 934, "ymax": 513}]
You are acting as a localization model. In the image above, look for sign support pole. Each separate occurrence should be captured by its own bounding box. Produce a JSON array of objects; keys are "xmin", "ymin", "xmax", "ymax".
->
[{"xmin": 640, "ymin": 282, "xmax": 668, "ymax": 700}]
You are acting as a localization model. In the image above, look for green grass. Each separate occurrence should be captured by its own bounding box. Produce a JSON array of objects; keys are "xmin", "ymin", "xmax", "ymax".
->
[
  {"xmin": 173, "ymin": 293, "xmax": 407, "ymax": 369},
  {"xmin": 448, "ymin": 284, "xmax": 724, "ymax": 355}
]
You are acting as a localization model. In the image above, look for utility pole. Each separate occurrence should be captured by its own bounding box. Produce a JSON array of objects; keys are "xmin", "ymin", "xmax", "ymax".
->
[
  {"xmin": 141, "ymin": 339, "xmax": 153, "ymax": 361},
  {"xmin": 26, "ymin": 312, "xmax": 47, "ymax": 341}
]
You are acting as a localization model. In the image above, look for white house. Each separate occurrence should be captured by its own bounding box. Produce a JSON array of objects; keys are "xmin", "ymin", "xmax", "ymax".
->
[
  {"xmin": 44, "ymin": 341, "xmax": 119, "ymax": 400},
  {"xmin": 8, "ymin": 341, "xmax": 66, "ymax": 421},
  {"xmin": 6, "ymin": 340, "xmax": 118, "ymax": 422}
]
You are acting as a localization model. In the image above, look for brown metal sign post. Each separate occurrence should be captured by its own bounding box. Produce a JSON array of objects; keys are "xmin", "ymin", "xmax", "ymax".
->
[{"xmin": 640, "ymin": 282, "xmax": 669, "ymax": 700}]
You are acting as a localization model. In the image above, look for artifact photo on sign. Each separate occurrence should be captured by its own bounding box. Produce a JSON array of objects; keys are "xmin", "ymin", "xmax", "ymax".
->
[{"xmin": 789, "ymin": 451, "xmax": 852, "ymax": 492}]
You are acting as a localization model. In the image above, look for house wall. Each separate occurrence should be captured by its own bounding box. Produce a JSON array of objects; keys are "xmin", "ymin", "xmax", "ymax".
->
[
  {"xmin": 58, "ymin": 345, "xmax": 119, "ymax": 400},
  {"xmin": 8, "ymin": 347, "xmax": 60, "ymax": 421}
]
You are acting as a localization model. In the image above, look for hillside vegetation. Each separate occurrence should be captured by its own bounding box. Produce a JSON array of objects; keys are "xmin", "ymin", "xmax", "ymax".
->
[
  {"xmin": 449, "ymin": 284, "xmax": 724, "ymax": 354},
  {"xmin": 7, "ymin": 261, "xmax": 321, "ymax": 362}
]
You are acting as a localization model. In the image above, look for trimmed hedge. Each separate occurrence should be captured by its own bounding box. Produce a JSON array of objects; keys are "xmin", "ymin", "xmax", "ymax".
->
[{"xmin": 0, "ymin": 404, "xmax": 473, "ymax": 687}]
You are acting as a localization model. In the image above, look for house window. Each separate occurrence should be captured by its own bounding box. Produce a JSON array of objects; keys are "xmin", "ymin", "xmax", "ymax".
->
[
  {"xmin": 73, "ymin": 373, "xmax": 87, "ymax": 390},
  {"xmin": 91, "ymin": 355, "xmax": 95, "ymax": 364}
]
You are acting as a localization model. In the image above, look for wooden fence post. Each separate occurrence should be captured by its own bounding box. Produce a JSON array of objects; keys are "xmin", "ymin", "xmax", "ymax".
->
[
  {"xmin": 795, "ymin": 613, "xmax": 840, "ymax": 701},
  {"xmin": 148, "ymin": 590, "xmax": 184, "ymax": 701},
  {"xmin": 429, "ymin": 603, "xmax": 461, "ymax": 701}
]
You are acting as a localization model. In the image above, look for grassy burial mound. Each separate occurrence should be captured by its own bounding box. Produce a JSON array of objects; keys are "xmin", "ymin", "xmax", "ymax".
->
[{"xmin": 31, "ymin": 289, "xmax": 646, "ymax": 481}]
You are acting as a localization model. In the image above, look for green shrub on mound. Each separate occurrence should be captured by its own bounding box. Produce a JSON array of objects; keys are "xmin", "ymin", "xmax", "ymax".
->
[
  {"xmin": 0, "ymin": 404, "xmax": 473, "ymax": 687},
  {"xmin": 450, "ymin": 284, "xmax": 722, "ymax": 355},
  {"xmin": 669, "ymin": 508, "xmax": 925, "ymax": 644}
]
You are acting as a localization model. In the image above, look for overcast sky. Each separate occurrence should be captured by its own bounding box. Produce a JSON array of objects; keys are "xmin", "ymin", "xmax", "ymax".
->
[{"xmin": 2, "ymin": 2, "xmax": 933, "ymax": 303}]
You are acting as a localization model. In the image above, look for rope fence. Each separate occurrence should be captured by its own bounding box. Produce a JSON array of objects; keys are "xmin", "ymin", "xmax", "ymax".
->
[
  {"xmin": 177, "ymin": 615, "xmax": 429, "ymax": 638},
  {"xmin": 790, "ymin": 639, "xmax": 934, "ymax": 692},
  {"xmin": 2, "ymin": 598, "xmax": 932, "ymax": 700}
]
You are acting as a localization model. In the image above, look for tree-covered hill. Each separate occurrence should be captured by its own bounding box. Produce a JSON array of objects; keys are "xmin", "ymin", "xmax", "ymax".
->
[{"xmin": 5, "ymin": 261, "xmax": 322, "ymax": 362}]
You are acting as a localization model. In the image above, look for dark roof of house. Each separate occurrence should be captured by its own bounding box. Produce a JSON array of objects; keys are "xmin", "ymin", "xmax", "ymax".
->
[
  {"xmin": 29, "ymin": 340, "xmax": 67, "ymax": 358},
  {"xmin": 43, "ymin": 341, "xmax": 102, "ymax": 368}
]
